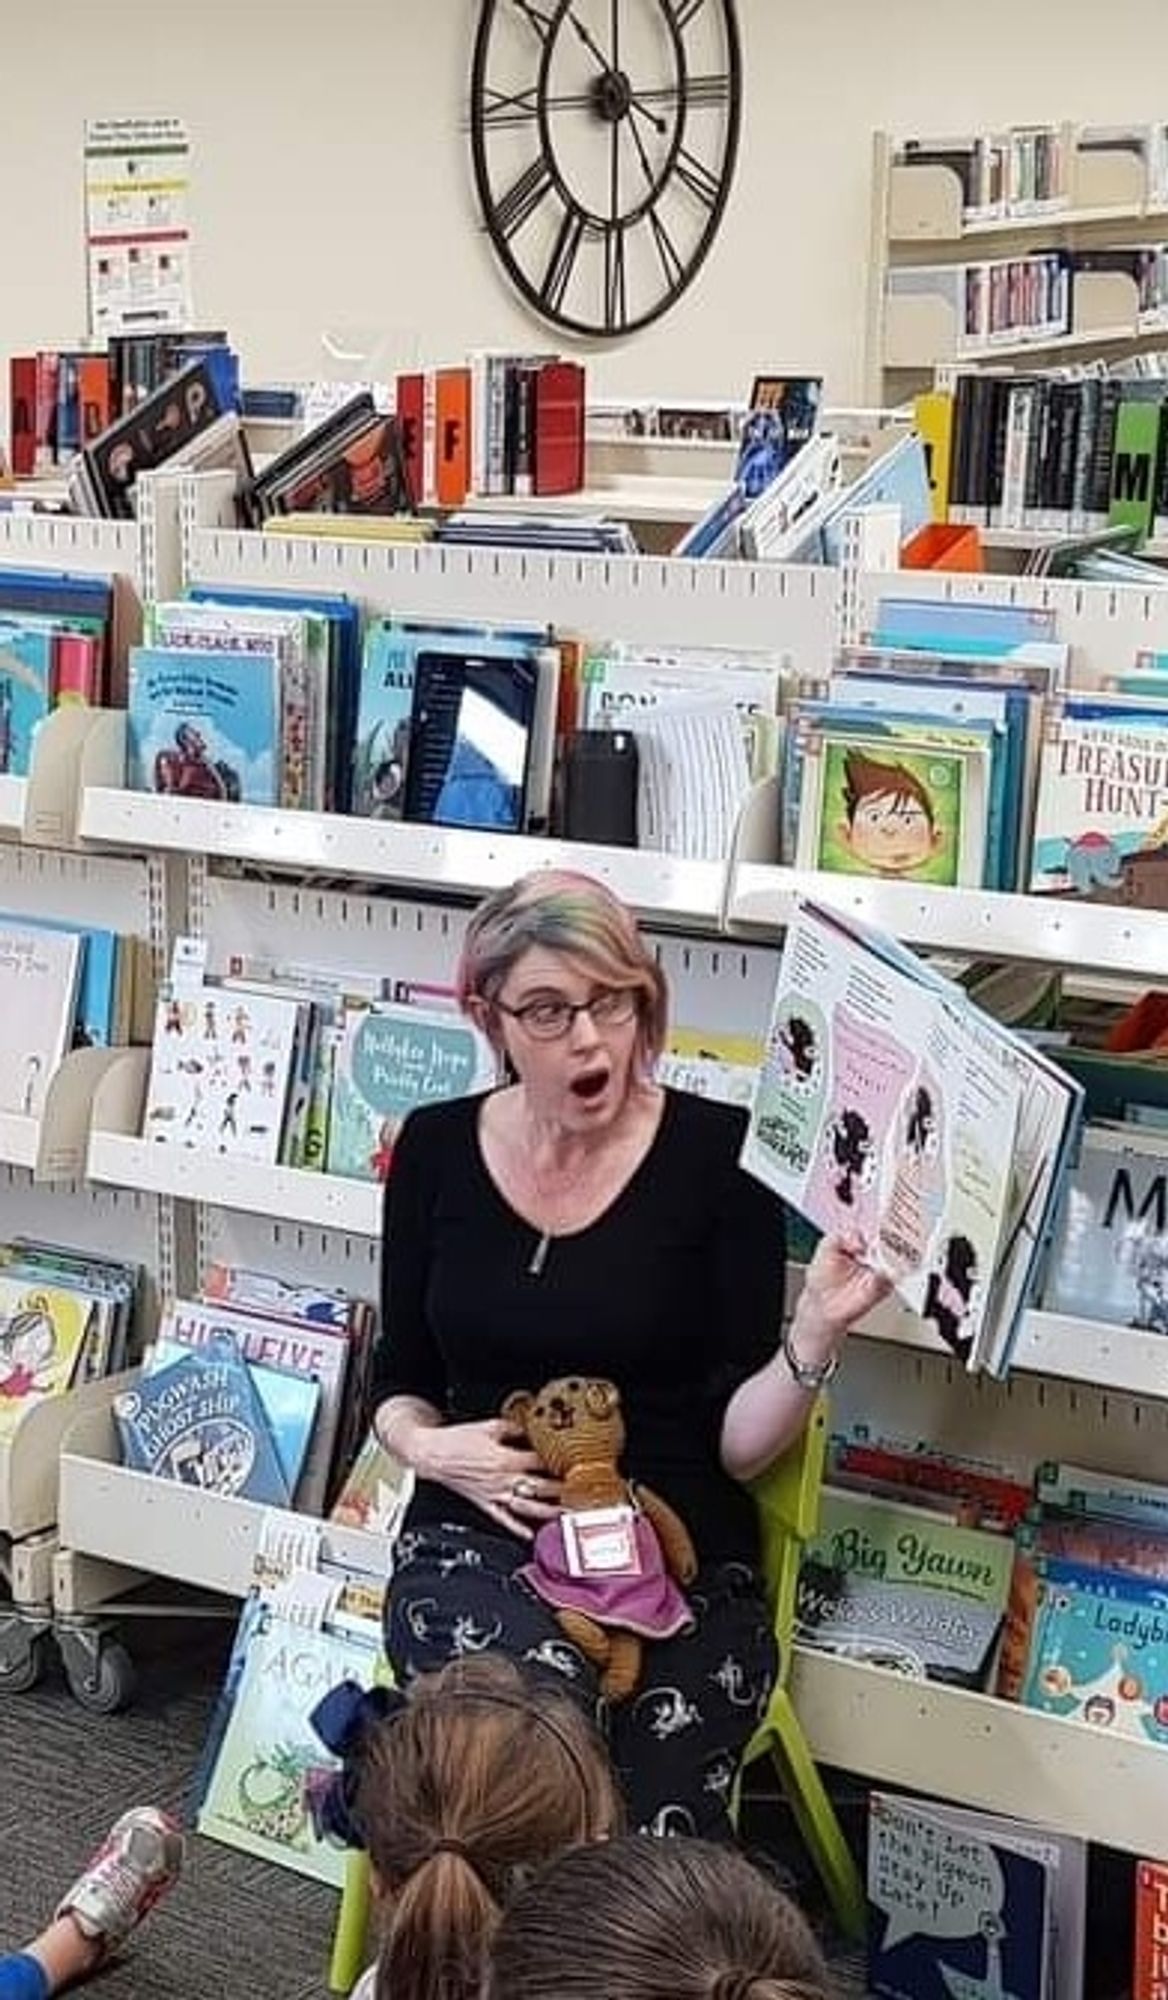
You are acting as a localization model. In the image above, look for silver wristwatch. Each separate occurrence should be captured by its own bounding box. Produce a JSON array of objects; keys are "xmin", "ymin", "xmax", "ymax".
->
[{"xmin": 780, "ymin": 1321, "xmax": 840, "ymax": 1390}]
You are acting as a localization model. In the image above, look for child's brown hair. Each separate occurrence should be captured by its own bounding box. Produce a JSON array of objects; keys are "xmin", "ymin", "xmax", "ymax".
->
[
  {"xmin": 842, "ymin": 748, "xmax": 935, "ymax": 826},
  {"xmin": 488, "ymin": 1833, "xmax": 833, "ymax": 2000},
  {"xmin": 354, "ymin": 1655, "xmax": 621, "ymax": 2000}
]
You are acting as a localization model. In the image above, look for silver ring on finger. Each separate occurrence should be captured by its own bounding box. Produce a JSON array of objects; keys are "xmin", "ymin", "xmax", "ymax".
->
[{"xmin": 513, "ymin": 1477, "xmax": 532, "ymax": 1502}]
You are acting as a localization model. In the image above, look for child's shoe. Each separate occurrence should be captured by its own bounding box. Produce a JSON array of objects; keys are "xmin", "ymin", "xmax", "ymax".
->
[{"xmin": 55, "ymin": 1806, "xmax": 184, "ymax": 1954}]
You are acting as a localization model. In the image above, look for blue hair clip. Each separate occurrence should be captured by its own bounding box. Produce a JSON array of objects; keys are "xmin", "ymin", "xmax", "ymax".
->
[{"xmin": 306, "ymin": 1679, "xmax": 407, "ymax": 1849}]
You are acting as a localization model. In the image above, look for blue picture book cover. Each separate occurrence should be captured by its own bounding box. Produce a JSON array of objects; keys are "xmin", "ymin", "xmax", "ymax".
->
[
  {"xmin": 126, "ymin": 644, "xmax": 279, "ymax": 805},
  {"xmin": 868, "ymin": 1792, "xmax": 1050, "ymax": 2000},
  {"xmin": 150, "ymin": 1336, "xmax": 320, "ymax": 1505},
  {"xmin": 0, "ymin": 621, "xmax": 53, "ymax": 777},
  {"xmin": 327, "ymin": 1000, "xmax": 497, "ymax": 1182},
  {"xmin": 114, "ymin": 1337, "xmax": 290, "ymax": 1504},
  {"xmin": 0, "ymin": 912, "xmax": 121, "ymax": 1046},
  {"xmin": 871, "ymin": 599, "xmax": 1057, "ymax": 657},
  {"xmin": 1020, "ymin": 1554, "xmax": 1168, "ymax": 1744}
]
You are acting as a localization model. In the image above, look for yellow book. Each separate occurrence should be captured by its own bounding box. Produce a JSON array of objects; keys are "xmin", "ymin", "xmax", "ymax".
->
[
  {"xmin": 263, "ymin": 514, "xmax": 435, "ymax": 543},
  {"xmin": 0, "ymin": 1281, "xmax": 93, "ymax": 1433},
  {"xmin": 913, "ymin": 391, "xmax": 954, "ymax": 522}
]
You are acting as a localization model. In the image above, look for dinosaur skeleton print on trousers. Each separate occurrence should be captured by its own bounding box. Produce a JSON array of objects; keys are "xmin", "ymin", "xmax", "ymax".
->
[{"xmin": 386, "ymin": 1522, "xmax": 778, "ymax": 1841}]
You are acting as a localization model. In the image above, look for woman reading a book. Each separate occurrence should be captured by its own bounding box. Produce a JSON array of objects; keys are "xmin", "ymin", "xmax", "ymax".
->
[{"xmin": 372, "ymin": 869, "xmax": 887, "ymax": 1838}]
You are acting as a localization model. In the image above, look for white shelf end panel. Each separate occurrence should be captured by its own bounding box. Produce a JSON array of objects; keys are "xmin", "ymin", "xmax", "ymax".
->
[{"xmin": 789, "ymin": 1649, "xmax": 1166, "ymax": 1857}]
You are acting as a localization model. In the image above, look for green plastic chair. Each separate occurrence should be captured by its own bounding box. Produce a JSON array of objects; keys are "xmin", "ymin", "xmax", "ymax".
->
[
  {"xmin": 738, "ymin": 1396, "xmax": 866, "ymax": 1941},
  {"xmin": 327, "ymin": 1401, "xmax": 864, "ymax": 1992}
]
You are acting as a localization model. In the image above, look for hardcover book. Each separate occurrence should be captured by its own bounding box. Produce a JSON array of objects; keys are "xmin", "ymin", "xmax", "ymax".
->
[
  {"xmin": 0, "ymin": 621, "xmax": 53, "ymax": 776},
  {"xmin": 149, "ymin": 1335, "xmax": 320, "ymax": 1508},
  {"xmin": 1041, "ymin": 1125, "xmax": 1168, "ymax": 1334},
  {"xmin": 0, "ymin": 1278, "xmax": 93, "ymax": 1433},
  {"xmin": 1019, "ymin": 1555, "xmax": 1168, "ymax": 1744},
  {"xmin": 326, "ymin": 1001, "xmax": 497, "ymax": 1183},
  {"xmin": 196, "ymin": 1598, "xmax": 380, "ymax": 1886},
  {"xmin": 1135, "ymin": 1859, "xmax": 1168, "ymax": 2000},
  {"xmin": 113, "ymin": 1340, "xmax": 289, "ymax": 1504},
  {"xmin": 127, "ymin": 645, "xmax": 280, "ymax": 806},
  {"xmin": 1029, "ymin": 696, "xmax": 1168, "ymax": 906},
  {"xmin": 0, "ymin": 921, "xmax": 83, "ymax": 1118},
  {"xmin": 867, "ymin": 1791, "xmax": 1085, "ymax": 2000},
  {"xmin": 141, "ymin": 982, "xmax": 301, "ymax": 1166}
]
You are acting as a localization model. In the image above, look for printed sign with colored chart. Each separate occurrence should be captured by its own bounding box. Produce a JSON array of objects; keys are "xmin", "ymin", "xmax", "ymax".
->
[{"xmin": 326, "ymin": 1001, "xmax": 498, "ymax": 1183}]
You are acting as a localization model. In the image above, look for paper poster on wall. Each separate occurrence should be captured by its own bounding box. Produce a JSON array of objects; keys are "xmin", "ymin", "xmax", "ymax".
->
[{"xmin": 84, "ymin": 116, "xmax": 193, "ymax": 336}]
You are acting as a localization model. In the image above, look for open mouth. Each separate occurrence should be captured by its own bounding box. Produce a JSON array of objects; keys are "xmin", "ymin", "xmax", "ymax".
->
[{"xmin": 570, "ymin": 1067, "xmax": 610, "ymax": 1101}]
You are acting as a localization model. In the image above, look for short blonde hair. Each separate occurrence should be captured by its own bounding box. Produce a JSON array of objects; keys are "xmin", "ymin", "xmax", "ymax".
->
[{"xmin": 456, "ymin": 871, "xmax": 669, "ymax": 1064}]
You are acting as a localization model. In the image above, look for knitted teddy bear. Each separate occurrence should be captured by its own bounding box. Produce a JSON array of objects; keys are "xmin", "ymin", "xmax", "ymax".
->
[{"xmin": 501, "ymin": 1375, "xmax": 698, "ymax": 1701}]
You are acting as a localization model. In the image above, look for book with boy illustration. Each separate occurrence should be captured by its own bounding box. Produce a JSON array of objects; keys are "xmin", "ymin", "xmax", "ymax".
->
[
  {"xmin": 127, "ymin": 643, "xmax": 280, "ymax": 806},
  {"xmin": 867, "ymin": 1791, "xmax": 1085, "ymax": 2000},
  {"xmin": 326, "ymin": 999, "xmax": 497, "ymax": 1183},
  {"xmin": 791, "ymin": 720, "xmax": 990, "ymax": 889},
  {"xmin": 1029, "ymin": 694, "xmax": 1168, "ymax": 906},
  {"xmin": 739, "ymin": 898, "xmax": 1082, "ymax": 1374}
]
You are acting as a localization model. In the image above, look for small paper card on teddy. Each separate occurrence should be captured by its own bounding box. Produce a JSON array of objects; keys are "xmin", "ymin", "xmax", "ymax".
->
[{"xmin": 561, "ymin": 1506, "xmax": 642, "ymax": 1579}]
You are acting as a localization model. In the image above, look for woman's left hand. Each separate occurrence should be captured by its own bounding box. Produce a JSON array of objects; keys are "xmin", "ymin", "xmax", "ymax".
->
[{"xmin": 788, "ymin": 1232, "xmax": 893, "ymax": 1369}]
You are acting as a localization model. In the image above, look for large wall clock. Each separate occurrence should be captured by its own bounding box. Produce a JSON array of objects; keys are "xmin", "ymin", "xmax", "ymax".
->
[{"xmin": 470, "ymin": 0, "xmax": 742, "ymax": 337}]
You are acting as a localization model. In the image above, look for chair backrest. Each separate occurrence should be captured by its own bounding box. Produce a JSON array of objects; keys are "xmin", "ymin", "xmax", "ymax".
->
[{"xmin": 751, "ymin": 1396, "xmax": 829, "ymax": 1670}]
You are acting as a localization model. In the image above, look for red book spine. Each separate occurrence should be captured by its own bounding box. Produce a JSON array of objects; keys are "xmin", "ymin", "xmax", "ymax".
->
[
  {"xmin": 1135, "ymin": 1861, "xmax": 1168, "ymax": 2000},
  {"xmin": 533, "ymin": 361, "xmax": 585, "ymax": 496},
  {"xmin": 9, "ymin": 356, "xmax": 38, "ymax": 476},
  {"xmin": 395, "ymin": 372, "xmax": 426, "ymax": 509}
]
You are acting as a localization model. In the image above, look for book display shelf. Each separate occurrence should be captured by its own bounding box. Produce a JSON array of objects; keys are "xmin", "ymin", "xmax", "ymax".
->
[
  {"xmin": 0, "ymin": 486, "xmax": 1166, "ymax": 1850},
  {"xmin": 867, "ymin": 127, "xmax": 1168, "ymax": 402}
]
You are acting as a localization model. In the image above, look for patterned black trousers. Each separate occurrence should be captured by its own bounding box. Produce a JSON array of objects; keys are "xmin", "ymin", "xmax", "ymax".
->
[{"xmin": 385, "ymin": 1522, "xmax": 778, "ymax": 1841}]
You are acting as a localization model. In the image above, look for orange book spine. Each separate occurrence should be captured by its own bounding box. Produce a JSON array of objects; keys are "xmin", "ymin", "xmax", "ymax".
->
[
  {"xmin": 435, "ymin": 366, "xmax": 471, "ymax": 507},
  {"xmin": 77, "ymin": 356, "xmax": 112, "ymax": 443}
]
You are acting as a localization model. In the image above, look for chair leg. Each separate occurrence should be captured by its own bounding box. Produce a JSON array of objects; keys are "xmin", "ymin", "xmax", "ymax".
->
[
  {"xmin": 761, "ymin": 1691, "xmax": 867, "ymax": 1944},
  {"xmin": 328, "ymin": 1848, "xmax": 372, "ymax": 1994}
]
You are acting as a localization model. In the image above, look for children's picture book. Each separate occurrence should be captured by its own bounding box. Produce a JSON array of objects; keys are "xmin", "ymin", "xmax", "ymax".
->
[
  {"xmin": 141, "ymin": 982, "xmax": 301, "ymax": 1165},
  {"xmin": 0, "ymin": 921, "xmax": 83, "ymax": 1118},
  {"xmin": 1019, "ymin": 1555, "xmax": 1168, "ymax": 1745},
  {"xmin": 113, "ymin": 1339, "xmax": 289, "ymax": 1504},
  {"xmin": 196, "ymin": 1597, "xmax": 380, "ymax": 1886},
  {"xmin": 1042, "ymin": 1125, "xmax": 1168, "ymax": 1334},
  {"xmin": 1029, "ymin": 696, "xmax": 1168, "ymax": 906},
  {"xmin": 797, "ymin": 1486, "xmax": 1014, "ymax": 1685},
  {"xmin": 794, "ymin": 728, "xmax": 988, "ymax": 888},
  {"xmin": 867, "ymin": 1791, "xmax": 1085, "ymax": 2000},
  {"xmin": 148, "ymin": 1335, "xmax": 319, "ymax": 1508},
  {"xmin": 0, "ymin": 1277, "xmax": 93, "ymax": 1433},
  {"xmin": 0, "ymin": 621, "xmax": 53, "ymax": 776},
  {"xmin": 329, "ymin": 1426, "xmax": 414, "ymax": 1537},
  {"xmin": 1134, "ymin": 1859, "xmax": 1168, "ymax": 2000},
  {"xmin": 327, "ymin": 1001, "xmax": 497, "ymax": 1183},
  {"xmin": 740, "ymin": 900, "xmax": 1023, "ymax": 1368},
  {"xmin": 126, "ymin": 644, "xmax": 280, "ymax": 806}
]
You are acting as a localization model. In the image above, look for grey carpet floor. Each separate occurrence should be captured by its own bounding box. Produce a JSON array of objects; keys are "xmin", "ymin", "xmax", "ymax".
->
[{"xmin": 0, "ymin": 1597, "xmax": 867, "ymax": 2000}]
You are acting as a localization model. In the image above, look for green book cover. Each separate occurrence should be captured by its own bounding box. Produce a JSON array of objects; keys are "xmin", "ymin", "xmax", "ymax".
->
[
  {"xmin": 806, "ymin": 1488, "xmax": 1014, "ymax": 1608},
  {"xmin": 196, "ymin": 1603, "xmax": 379, "ymax": 1887},
  {"xmin": 326, "ymin": 1000, "xmax": 497, "ymax": 1183},
  {"xmin": 1108, "ymin": 401, "xmax": 1164, "ymax": 543}
]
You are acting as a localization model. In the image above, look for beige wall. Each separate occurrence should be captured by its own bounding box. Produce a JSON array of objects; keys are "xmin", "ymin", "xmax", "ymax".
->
[{"xmin": 4, "ymin": 0, "xmax": 1168, "ymax": 406}]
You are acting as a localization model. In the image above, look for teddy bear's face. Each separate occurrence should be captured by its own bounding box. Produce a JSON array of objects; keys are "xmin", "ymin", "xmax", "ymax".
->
[{"xmin": 503, "ymin": 1376, "xmax": 626, "ymax": 1480}]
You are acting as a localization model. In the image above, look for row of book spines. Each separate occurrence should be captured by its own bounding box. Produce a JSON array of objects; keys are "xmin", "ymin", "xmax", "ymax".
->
[
  {"xmin": 897, "ymin": 120, "xmax": 1168, "ymax": 215},
  {"xmin": 395, "ymin": 358, "xmax": 585, "ymax": 509},
  {"xmin": 8, "ymin": 336, "xmax": 238, "ymax": 477},
  {"xmin": 917, "ymin": 379, "xmax": 1168, "ymax": 534}
]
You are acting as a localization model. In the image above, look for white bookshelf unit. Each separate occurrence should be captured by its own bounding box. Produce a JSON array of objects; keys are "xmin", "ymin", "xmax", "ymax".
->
[{"xmin": 1, "ymin": 484, "xmax": 1166, "ymax": 1846}]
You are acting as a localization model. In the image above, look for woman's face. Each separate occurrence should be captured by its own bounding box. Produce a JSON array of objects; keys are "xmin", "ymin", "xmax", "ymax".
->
[{"xmin": 490, "ymin": 945, "xmax": 642, "ymax": 1134}]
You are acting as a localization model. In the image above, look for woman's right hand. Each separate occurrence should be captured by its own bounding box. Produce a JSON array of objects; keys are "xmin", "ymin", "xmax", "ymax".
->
[{"xmin": 409, "ymin": 1416, "xmax": 562, "ymax": 1541}]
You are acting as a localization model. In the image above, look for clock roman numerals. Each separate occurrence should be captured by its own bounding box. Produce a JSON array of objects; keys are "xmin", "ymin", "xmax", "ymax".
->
[
  {"xmin": 603, "ymin": 221, "xmax": 629, "ymax": 331},
  {"xmin": 674, "ymin": 145, "xmax": 721, "ymax": 210},
  {"xmin": 510, "ymin": 0, "xmax": 555, "ymax": 42},
  {"xmin": 496, "ymin": 156, "xmax": 556, "ymax": 238},
  {"xmin": 668, "ymin": 0, "xmax": 708, "ymax": 28},
  {"xmin": 646, "ymin": 206, "xmax": 685, "ymax": 290},
  {"xmin": 480, "ymin": 83, "xmax": 540, "ymax": 127},
  {"xmin": 540, "ymin": 206, "xmax": 588, "ymax": 314}
]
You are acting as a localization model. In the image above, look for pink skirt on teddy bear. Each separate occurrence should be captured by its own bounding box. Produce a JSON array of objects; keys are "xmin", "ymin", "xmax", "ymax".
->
[{"xmin": 520, "ymin": 1513, "xmax": 694, "ymax": 1640}]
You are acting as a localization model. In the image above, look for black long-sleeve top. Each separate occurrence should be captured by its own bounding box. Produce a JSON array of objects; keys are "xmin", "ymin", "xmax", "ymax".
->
[{"xmin": 374, "ymin": 1087, "xmax": 787, "ymax": 1568}]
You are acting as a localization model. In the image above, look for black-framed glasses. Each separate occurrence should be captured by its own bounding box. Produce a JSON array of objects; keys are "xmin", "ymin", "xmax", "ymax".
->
[{"xmin": 493, "ymin": 987, "xmax": 639, "ymax": 1042}]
